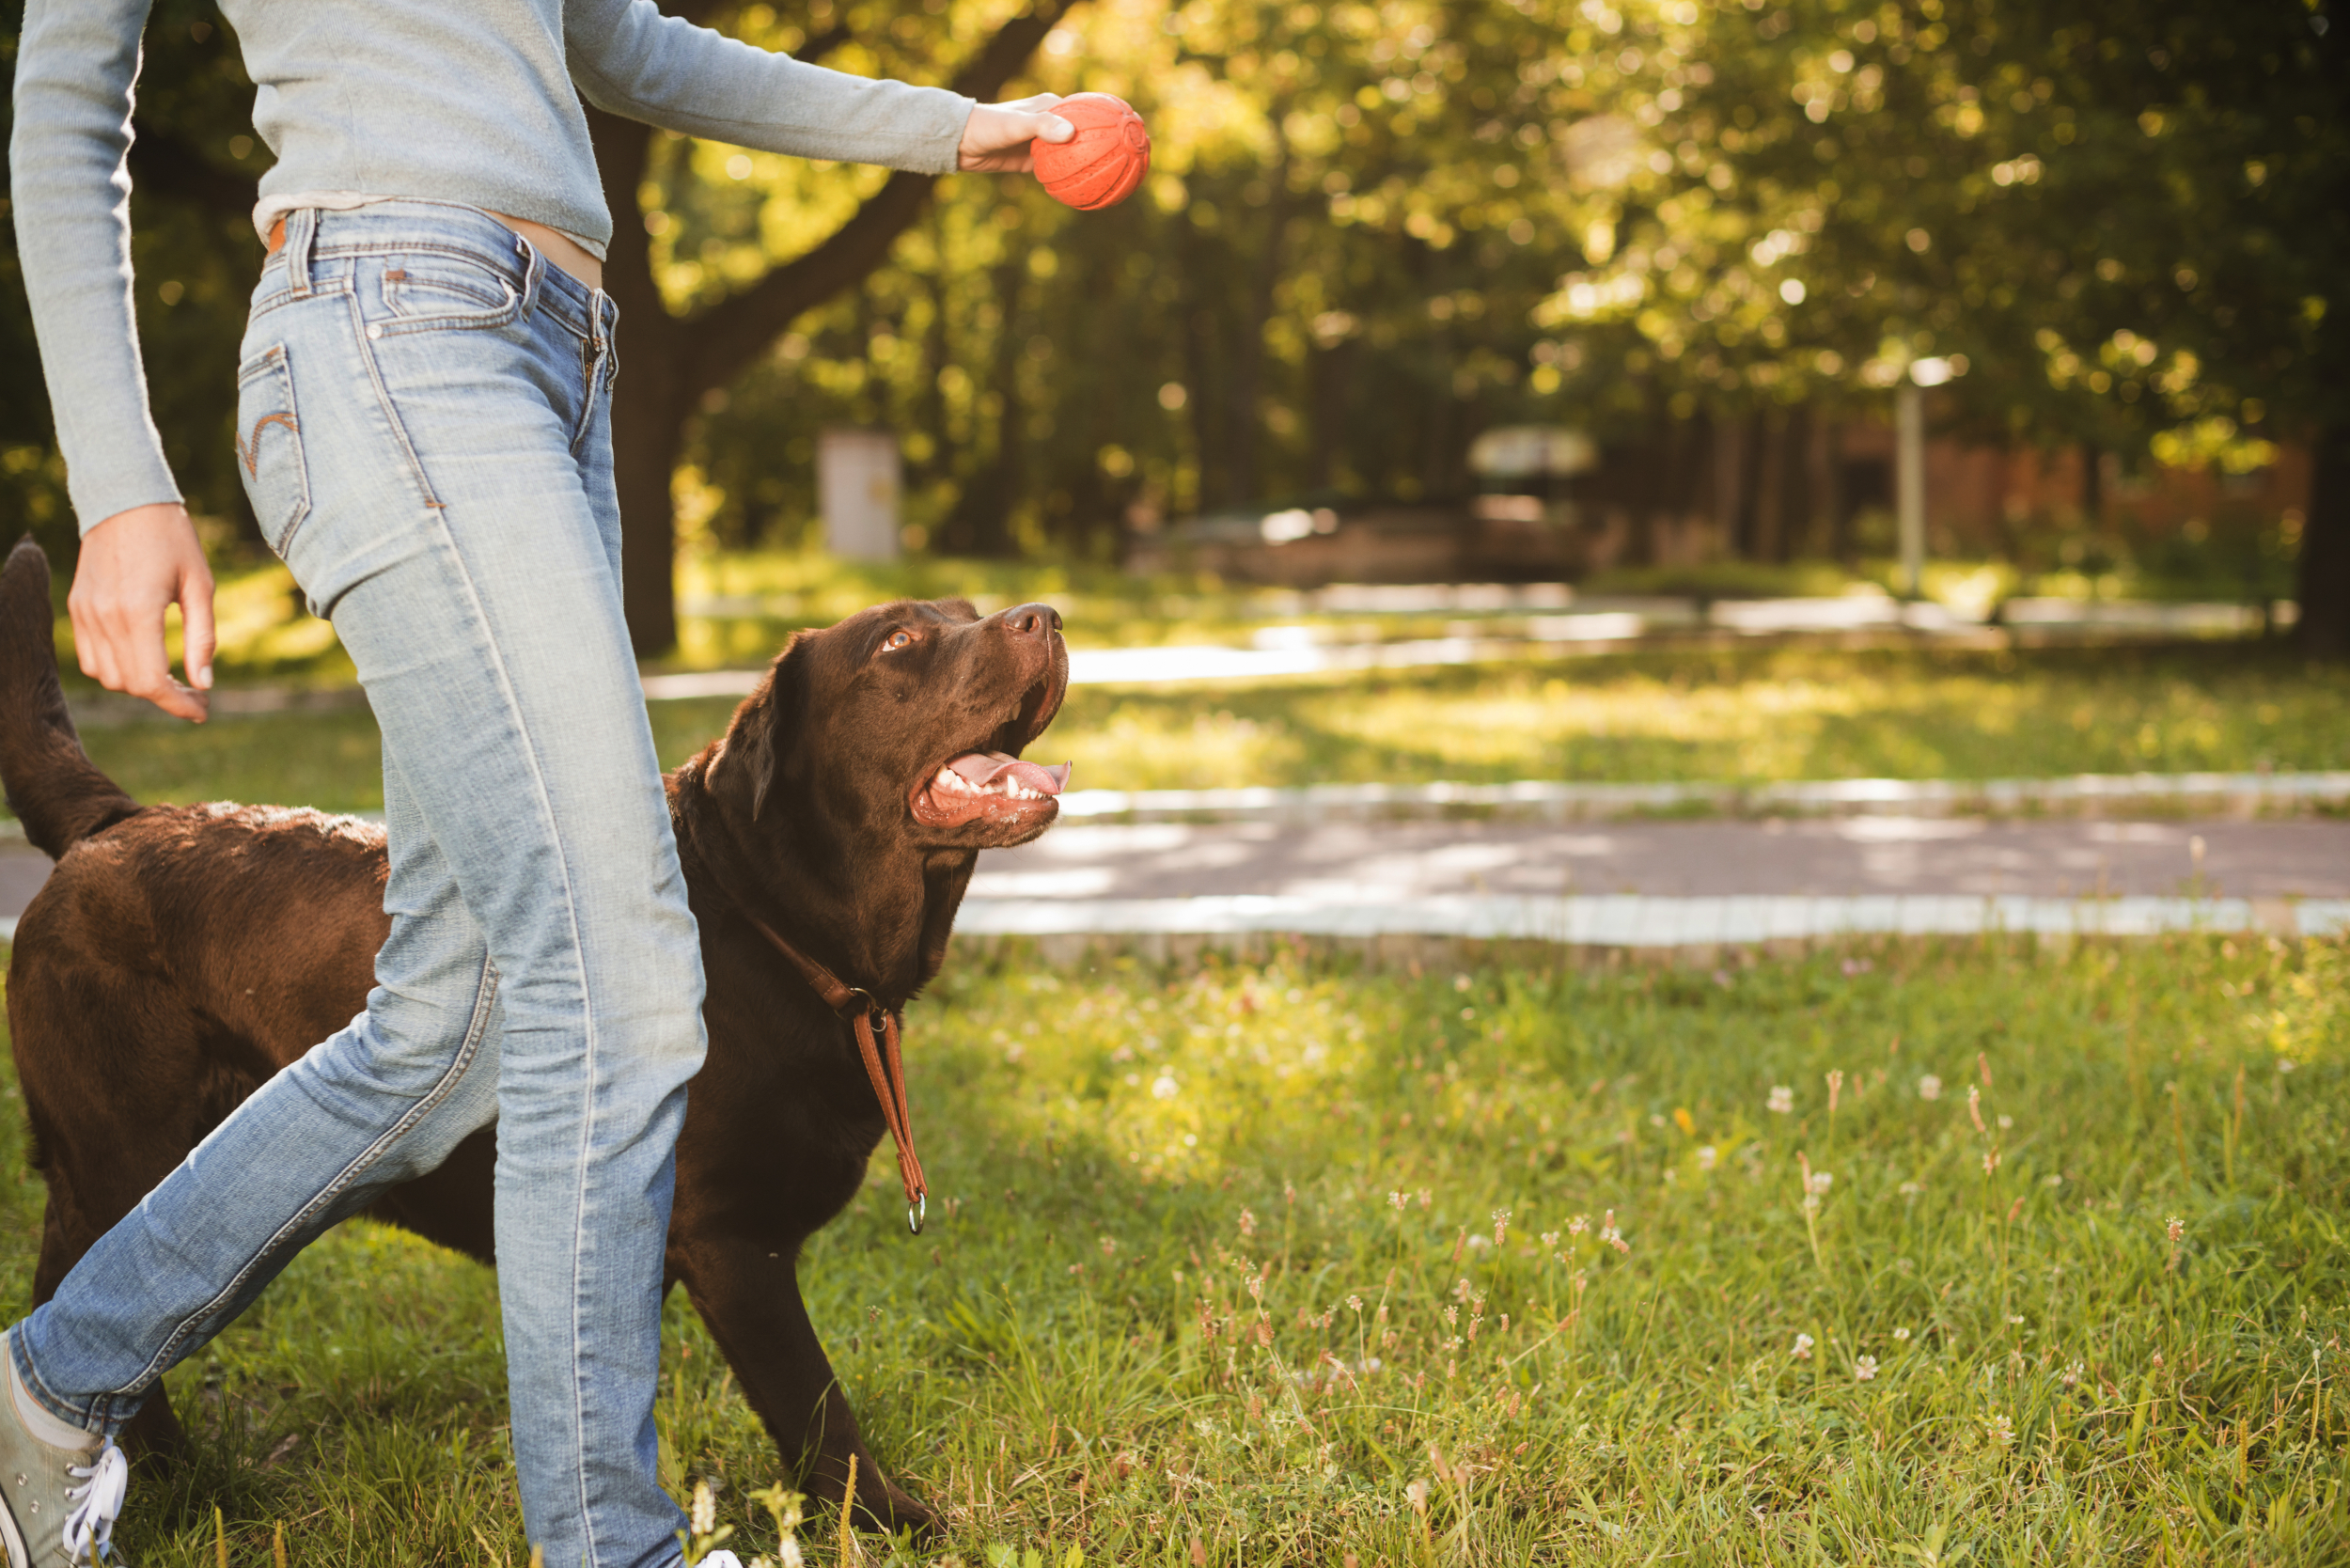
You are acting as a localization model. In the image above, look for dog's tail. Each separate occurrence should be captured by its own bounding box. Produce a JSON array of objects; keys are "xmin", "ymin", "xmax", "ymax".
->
[{"xmin": 0, "ymin": 539, "xmax": 140, "ymax": 860}]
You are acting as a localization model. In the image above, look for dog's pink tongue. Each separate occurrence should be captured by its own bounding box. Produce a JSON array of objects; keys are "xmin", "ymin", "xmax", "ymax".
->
[{"xmin": 948, "ymin": 752, "xmax": 1070, "ymax": 794}]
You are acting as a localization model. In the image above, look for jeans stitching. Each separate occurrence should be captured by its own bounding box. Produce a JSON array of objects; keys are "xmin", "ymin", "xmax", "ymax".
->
[
  {"xmin": 10, "ymin": 1329, "xmax": 98, "ymax": 1436},
  {"xmin": 113, "ymin": 951, "xmax": 501, "ymax": 1409},
  {"xmin": 343, "ymin": 291, "xmax": 447, "ymax": 512},
  {"xmin": 374, "ymin": 268, "xmax": 526, "ymax": 339},
  {"xmin": 233, "ymin": 346, "xmax": 314, "ymax": 556},
  {"xmin": 412, "ymin": 503, "xmax": 611, "ymax": 1567},
  {"xmin": 260, "ymin": 251, "xmax": 601, "ymax": 343},
  {"xmin": 249, "ymin": 274, "xmax": 351, "ymax": 325}
]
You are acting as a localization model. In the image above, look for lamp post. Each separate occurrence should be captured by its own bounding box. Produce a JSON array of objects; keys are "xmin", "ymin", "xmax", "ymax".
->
[{"xmin": 1898, "ymin": 356, "xmax": 1954, "ymax": 600}]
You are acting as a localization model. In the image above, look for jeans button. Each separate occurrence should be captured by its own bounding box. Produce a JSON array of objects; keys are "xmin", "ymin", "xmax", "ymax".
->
[{"xmin": 367, "ymin": 323, "xmax": 384, "ymax": 340}]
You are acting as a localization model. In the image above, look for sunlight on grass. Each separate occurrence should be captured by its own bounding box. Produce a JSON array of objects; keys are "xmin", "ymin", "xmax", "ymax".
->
[
  {"xmin": 6, "ymin": 935, "xmax": 2342, "ymax": 1563},
  {"xmin": 1052, "ymin": 645, "xmax": 2350, "ymax": 790},
  {"xmin": 45, "ymin": 643, "xmax": 2350, "ymax": 820}
]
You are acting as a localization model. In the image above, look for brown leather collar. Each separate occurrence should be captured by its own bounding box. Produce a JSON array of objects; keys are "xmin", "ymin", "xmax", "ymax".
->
[{"xmin": 746, "ymin": 915, "xmax": 928, "ymax": 1234}]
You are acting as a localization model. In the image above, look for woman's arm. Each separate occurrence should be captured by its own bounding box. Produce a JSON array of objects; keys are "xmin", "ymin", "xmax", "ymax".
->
[
  {"xmin": 567, "ymin": 0, "xmax": 1029, "ymax": 174},
  {"xmin": 11, "ymin": 0, "xmax": 214, "ymax": 719},
  {"xmin": 11, "ymin": 0, "xmax": 183, "ymax": 528}
]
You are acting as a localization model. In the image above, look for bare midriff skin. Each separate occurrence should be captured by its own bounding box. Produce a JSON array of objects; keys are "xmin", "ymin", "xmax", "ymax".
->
[{"xmin": 488, "ymin": 212, "xmax": 602, "ymax": 289}]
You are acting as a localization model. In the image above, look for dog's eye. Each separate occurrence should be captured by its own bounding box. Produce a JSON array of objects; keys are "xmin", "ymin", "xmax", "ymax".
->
[{"xmin": 881, "ymin": 630, "xmax": 913, "ymax": 652}]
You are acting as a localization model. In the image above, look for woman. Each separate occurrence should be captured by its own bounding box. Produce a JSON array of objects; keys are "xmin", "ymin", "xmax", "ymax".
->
[{"xmin": 2, "ymin": 4, "xmax": 1069, "ymax": 1564}]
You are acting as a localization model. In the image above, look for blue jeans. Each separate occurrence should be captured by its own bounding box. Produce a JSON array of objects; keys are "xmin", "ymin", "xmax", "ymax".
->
[{"xmin": 10, "ymin": 202, "xmax": 707, "ymax": 1568}]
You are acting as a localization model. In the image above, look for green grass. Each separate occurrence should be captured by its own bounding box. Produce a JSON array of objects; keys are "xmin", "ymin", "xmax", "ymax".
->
[
  {"xmin": 52, "ymin": 641, "xmax": 2350, "ymax": 818},
  {"xmin": 4, "ymin": 934, "xmax": 2344, "ymax": 1564},
  {"xmin": 104, "ymin": 546, "xmax": 2296, "ymax": 694}
]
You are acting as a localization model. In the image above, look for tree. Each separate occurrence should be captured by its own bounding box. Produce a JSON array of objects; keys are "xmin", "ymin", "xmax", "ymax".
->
[
  {"xmin": 592, "ymin": 0, "xmax": 1076, "ymax": 654},
  {"xmin": 0, "ymin": 0, "xmax": 262, "ymax": 572},
  {"xmin": 1467, "ymin": 0, "xmax": 2342, "ymax": 616}
]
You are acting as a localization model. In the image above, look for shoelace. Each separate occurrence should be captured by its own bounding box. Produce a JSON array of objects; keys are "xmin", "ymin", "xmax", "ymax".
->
[{"xmin": 61, "ymin": 1443, "xmax": 126, "ymax": 1564}]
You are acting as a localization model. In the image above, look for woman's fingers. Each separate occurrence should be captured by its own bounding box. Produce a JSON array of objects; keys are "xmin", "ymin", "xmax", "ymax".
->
[
  {"xmin": 957, "ymin": 98, "xmax": 1075, "ymax": 171},
  {"xmin": 68, "ymin": 502, "xmax": 214, "ymax": 721},
  {"xmin": 180, "ymin": 563, "xmax": 216, "ymax": 693}
]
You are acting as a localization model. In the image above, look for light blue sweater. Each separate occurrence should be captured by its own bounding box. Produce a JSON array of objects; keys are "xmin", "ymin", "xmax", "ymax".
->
[{"xmin": 10, "ymin": 0, "xmax": 976, "ymax": 531}]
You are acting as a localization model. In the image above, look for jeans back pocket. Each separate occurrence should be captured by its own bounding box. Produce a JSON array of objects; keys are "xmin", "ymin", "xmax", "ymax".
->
[{"xmin": 235, "ymin": 344, "xmax": 313, "ymax": 554}]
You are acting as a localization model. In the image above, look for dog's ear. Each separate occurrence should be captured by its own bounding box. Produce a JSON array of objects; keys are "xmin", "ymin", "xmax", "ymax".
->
[{"xmin": 734, "ymin": 632, "xmax": 813, "ymax": 822}]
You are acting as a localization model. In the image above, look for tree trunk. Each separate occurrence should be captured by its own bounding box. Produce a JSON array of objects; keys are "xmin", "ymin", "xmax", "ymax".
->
[
  {"xmin": 937, "ymin": 259, "xmax": 1026, "ymax": 557},
  {"xmin": 1179, "ymin": 220, "xmax": 1228, "ymax": 510},
  {"xmin": 594, "ymin": 107, "xmax": 687, "ymax": 654},
  {"xmin": 588, "ymin": 1, "xmax": 1073, "ymax": 654},
  {"xmin": 1307, "ymin": 338, "xmax": 1351, "ymax": 491},
  {"xmin": 1229, "ymin": 130, "xmax": 1292, "ymax": 507},
  {"xmin": 2298, "ymin": 417, "xmax": 2350, "ymax": 657},
  {"xmin": 1752, "ymin": 408, "xmax": 1792, "ymax": 563},
  {"xmin": 1805, "ymin": 410, "xmax": 1838, "ymax": 558},
  {"xmin": 1710, "ymin": 413, "xmax": 1746, "ymax": 557}
]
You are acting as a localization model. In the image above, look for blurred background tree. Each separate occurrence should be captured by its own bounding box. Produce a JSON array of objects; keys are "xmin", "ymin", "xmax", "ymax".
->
[
  {"xmin": 1, "ymin": 0, "xmax": 2341, "ymax": 648},
  {"xmin": 0, "ymin": 0, "xmax": 260, "ymax": 572}
]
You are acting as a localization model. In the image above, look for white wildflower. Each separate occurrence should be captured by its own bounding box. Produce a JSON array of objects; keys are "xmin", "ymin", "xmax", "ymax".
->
[{"xmin": 690, "ymin": 1480, "xmax": 716, "ymax": 1538}]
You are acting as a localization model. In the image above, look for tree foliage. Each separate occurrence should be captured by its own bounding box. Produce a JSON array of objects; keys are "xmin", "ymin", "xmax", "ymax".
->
[{"xmin": 0, "ymin": 0, "xmax": 2341, "ymax": 640}]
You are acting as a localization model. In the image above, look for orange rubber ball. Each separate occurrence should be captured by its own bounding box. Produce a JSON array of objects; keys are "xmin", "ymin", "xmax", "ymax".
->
[{"xmin": 1031, "ymin": 92, "xmax": 1151, "ymax": 211}]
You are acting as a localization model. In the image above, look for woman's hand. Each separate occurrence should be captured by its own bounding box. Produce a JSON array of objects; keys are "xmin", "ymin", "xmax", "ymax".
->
[
  {"xmin": 69, "ymin": 502, "xmax": 215, "ymax": 722},
  {"xmin": 958, "ymin": 94, "xmax": 1074, "ymax": 173}
]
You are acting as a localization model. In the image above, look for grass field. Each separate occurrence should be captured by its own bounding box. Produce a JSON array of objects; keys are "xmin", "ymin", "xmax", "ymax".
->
[
  {"xmin": 54, "ymin": 641, "xmax": 2350, "ymax": 817},
  {"xmin": 3, "ymin": 933, "xmax": 2342, "ymax": 1564}
]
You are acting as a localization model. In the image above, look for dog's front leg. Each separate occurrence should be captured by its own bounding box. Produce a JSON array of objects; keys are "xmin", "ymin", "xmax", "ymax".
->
[{"xmin": 677, "ymin": 1241, "xmax": 937, "ymax": 1539}]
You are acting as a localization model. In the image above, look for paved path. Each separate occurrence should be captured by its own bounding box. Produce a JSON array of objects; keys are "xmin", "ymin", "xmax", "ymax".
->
[
  {"xmin": 948, "ymin": 815, "xmax": 2350, "ymax": 945},
  {"xmin": 966, "ymin": 816, "xmax": 2350, "ymax": 902},
  {"xmin": 8, "ymin": 809, "xmax": 2345, "ymax": 947}
]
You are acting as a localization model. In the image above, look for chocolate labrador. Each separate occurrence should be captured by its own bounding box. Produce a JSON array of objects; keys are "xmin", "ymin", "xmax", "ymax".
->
[{"xmin": 0, "ymin": 538, "xmax": 1069, "ymax": 1537}]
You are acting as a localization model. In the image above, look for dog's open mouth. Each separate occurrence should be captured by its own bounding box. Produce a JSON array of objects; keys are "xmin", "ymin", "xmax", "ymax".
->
[{"xmin": 909, "ymin": 752, "xmax": 1072, "ymax": 829}]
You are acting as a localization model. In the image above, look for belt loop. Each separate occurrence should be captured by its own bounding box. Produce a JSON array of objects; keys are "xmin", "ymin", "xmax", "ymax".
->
[
  {"xmin": 285, "ymin": 209, "xmax": 320, "ymax": 297},
  {"xmin": 514, "ymin": 232, "xmax": 545, "ymax": 317}
]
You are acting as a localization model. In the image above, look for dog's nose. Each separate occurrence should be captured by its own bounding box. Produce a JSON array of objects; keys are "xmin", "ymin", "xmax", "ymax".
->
[{"xmin": 1004, "ymin": 603, "xmax": 1062, "ymax": 640}]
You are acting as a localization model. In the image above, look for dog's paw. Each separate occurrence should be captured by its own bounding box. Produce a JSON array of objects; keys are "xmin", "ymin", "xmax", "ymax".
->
[{"xmin": 855, "ymin": 1482, "xmax": 939, "ymax": 1542}]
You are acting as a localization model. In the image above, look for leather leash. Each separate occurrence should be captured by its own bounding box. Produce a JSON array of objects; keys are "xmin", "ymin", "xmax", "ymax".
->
[{"xmin": 746, "ymin": 915, "xmax": 928, "ymax": 1234}]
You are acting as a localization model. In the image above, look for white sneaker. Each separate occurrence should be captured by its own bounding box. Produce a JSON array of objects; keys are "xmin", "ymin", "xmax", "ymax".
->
[{"xmin": 0, "ymin": 1343, "xmax": 126, "ymax": 1567}]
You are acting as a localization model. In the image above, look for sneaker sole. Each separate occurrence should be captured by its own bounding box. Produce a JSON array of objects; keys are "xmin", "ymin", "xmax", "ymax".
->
[{"xmin": 0, "ymin": 1492, "xmax": 28, "ymax": 1568}]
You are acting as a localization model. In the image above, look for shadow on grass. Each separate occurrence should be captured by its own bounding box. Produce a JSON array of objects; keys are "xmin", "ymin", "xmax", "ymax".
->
[{"xmin": 3, "ymin": 932, "xmax": 2348, "ymax": 1563}]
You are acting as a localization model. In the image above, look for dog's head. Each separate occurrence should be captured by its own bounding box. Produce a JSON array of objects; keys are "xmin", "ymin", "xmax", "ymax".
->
[{"xmin": 710, "ymin": 597, "xmax": 1071, "ymax": 855}]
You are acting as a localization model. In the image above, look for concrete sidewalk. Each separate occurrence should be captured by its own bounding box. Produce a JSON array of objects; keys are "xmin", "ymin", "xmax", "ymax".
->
[
  {"xmin": 7, "ymin": 808, "xmax": 2345, "ymax": 947},
  {"xmin": 953, "ymin": 814, "xmax": 2350, "ymax": 946}
]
